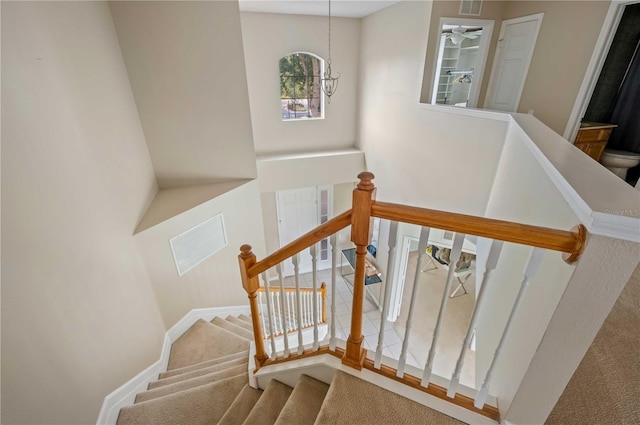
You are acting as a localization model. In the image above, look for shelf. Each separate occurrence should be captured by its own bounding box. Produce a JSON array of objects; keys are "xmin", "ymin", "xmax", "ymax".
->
[{"xmin": 460, "ymin": 46, "xmax": 480, "ymax": 50}]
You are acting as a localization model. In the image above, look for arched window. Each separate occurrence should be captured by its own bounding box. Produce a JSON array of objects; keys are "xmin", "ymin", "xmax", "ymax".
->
[{"xmin": 279, "ymin": 52, "xmax": 324, "ymax": 120}]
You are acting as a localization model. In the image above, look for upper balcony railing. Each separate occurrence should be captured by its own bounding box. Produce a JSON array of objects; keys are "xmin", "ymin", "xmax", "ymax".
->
[{"xmin": 238, "ymin": 172, "xmax": 586, "ymax": 421}]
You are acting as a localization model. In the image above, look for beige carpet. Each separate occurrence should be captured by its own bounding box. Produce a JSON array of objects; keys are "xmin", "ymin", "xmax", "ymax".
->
[
  {"xmin": 167, "ymin": 319, "xmax": 250, "ymax": 370},
  {"xmin": 242, "ymin": 379, "xmax": 292, "ymax": 425},
  {"xmin": 117, "ymin": 314, "xmax": 476, "ymax": 425},
  {"xmin": 315, "ymin": 370, "xmax": 463, "ymax": 425},
  {"xmin": 217, "ymin": 384, "xmax": 263, "ymax": 425},
  {"xmin": 274, "ymin": 374, "xmax": 329, "ymax": 425},
  {"xmin": 546, "ymin": 262, "xmax": 640, "ymax": 425}
]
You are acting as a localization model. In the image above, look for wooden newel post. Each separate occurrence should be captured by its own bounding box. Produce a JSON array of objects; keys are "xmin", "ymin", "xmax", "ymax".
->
[
  {"xmin": 343, "ymin": 171, "xmax": 376, "ymax": 370},
  {"xmin": 238, "ymin": 244, "xmax": 268, "ymax": 368}
]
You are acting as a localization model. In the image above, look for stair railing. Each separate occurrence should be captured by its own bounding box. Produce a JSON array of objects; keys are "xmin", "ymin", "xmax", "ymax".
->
[
  {"xmin": 238, "ymin": 172, "xmax": 586, "ymax": 420},
  {"xmin": 256, "ymin": 284, "xmax": 326, "ymax": 339}
]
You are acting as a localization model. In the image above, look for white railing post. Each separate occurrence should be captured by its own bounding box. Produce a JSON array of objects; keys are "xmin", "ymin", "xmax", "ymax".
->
[
  {"xmin": 475, "ymin": 247, "xmax": 545, "ymax": 409},
  {"xmin": 292, "ymin": 254, "xmax": 304, "ymax": 354},
  {"xmin": 422, "ymin": 232, "xmax": 465, "ymax": 385},
  {"xmin": 310, "ymin": 244, "xmax": 319, "ymax": 350},
  {"xmin": 261, "ymin": 273, "xmax": 277, "ymax": 358},
  {"xmin": 375, "ymin": 220, "xmax": 398, "ymax": 368},
  {"xmin": 397, "ymin": 226, "xmax": 430, "ymax": 377},
  {"xmin": 276, "ymin": 263, "xmax": 290, "ymax": 357},
  {"xmin": 447, "ymin": 240, "xmax": 504, "ymax": 398},
  {"xmin": 330, "ymin": 234, "xmax": 338, "ymax": 350},
  {"xmin": 258, "ymin": 292, "xmax": 267, "ymax": 340}
]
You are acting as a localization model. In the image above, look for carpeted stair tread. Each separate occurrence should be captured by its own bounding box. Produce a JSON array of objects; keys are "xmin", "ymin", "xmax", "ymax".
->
[
  {"xmin": 158, "ymin": 350, "xmax": 249, "ymax": 380},
  {"xmin": 138, "ymin": 365, "xmax": 247, "ymax": 404},
  {"xmin": 314, "ymin": 370, "xmax": 464, "ymax": 425},
  {"xmin": 211, "ymin": 316, "xmax": 254, "ymax": 341},
  {"xmin": 136, "ymin": 368, "xmax": 247, "ymax": 404},
  {"xmin": 217, "ymin": 384, "xmax": 263, "ymax": 425},
  {"xmin": 226, "ymin": 315, "xmax": 254, "ymax": 332},
  {"xmin": 117, "ymin": 373, "xmax": 247, "ymax": 425},
  {"xmin": 150, "ymin": 357, "xmax": 247, "ymax": 389},
  {"xmin": 273, "ymin": 374, "xmax": 329, "ymax": 425},
  {"xmin": 167, "ymin": 319, "xmax": 249, "ymax": 370},
  {"xmin": 238, "ymin": 314, "xmax": 252, "ymax": 324},
  {"xmin": 242, "ymin": 379, "xmax": 292, "ymax": 425}
]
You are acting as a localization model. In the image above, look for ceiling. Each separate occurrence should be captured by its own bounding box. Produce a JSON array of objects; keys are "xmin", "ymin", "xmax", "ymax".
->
[{"xmin": 238, "ymin": 0, "xmax": 402, "ymax": 18}]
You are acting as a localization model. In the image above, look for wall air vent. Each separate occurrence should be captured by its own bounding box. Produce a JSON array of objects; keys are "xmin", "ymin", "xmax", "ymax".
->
[
  {"xmin": 169, "ymin": 213, "xmax": 227, "ymax": 276},
  {"xmin": 460, "ymin": 0, "xmax": 482, "ymax": 16}
]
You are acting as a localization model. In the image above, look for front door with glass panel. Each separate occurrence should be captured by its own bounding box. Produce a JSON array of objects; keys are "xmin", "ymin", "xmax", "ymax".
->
[{"xmin": 276, "ymin": 186, "xmax": 332, "ymax": 277}]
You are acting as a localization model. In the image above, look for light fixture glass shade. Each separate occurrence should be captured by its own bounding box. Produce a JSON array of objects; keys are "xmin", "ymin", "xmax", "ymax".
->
[{"xmin": 322, "ymin": 60, "xmax": 340, "ymax": 102}]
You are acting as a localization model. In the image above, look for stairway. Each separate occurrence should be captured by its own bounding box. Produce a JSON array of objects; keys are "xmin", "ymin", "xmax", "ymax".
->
[{"xmin": 116, "ymin": 315, "xmax": 464, "ymax": 425}]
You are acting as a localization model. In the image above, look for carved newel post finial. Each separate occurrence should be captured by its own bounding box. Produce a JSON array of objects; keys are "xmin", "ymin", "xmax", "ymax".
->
[
  {"xmin": 357, "ymin": 171, "xmax": 375, "ymax": 191},
  {"xmin": 240, "ymin": 244, "xmax": 253, "ymax": 258}
]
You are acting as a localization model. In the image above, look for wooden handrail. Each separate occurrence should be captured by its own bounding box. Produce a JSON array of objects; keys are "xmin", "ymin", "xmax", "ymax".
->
[
  {"xmin": 248, "ymin": 209, "xmax": 353, "ymax": 278},
  {"xmin": 371, "ymin": 201, "xmax": 586, "ymax": 264}
]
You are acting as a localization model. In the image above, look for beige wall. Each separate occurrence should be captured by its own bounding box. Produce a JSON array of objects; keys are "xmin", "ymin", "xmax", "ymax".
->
[
  {"xmin": 109, "ymin": 1, "xmax": 257, "ymax": 188},
  {"xmin": 1, "ymin": 2, "xmax": 165, "ymax": 423},
  {"xmin": 359, "ymin": 1, "xmax": 507, "ymax": 216},
  {"xmin": 502, "ymin": 1, "xmax": 610, "ymax": 134},
  {"xmin": 476, "ymin": 121, "xmax": 581, "ymax": 410},
  {"xmin": 421, "ymin": 1, "xmax": 610, "ymax": 135},
  {"xmin": 134, "ymin": 180, "xmax": 266, "ymax": 328},
  {"xmin": 240, "ymin": 12, "xmax": 360, "ymax": 155}
]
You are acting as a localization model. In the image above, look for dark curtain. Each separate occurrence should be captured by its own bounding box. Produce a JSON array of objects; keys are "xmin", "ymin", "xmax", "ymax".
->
[{"xmin": 607, "ymin": 39, "xmax": 640, "ymax": 153}]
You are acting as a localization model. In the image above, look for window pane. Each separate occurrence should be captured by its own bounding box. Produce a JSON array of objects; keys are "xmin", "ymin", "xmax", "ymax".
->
[{"xmin": 280, "ymin": 53, "xmax": 324, "ymax": 121}]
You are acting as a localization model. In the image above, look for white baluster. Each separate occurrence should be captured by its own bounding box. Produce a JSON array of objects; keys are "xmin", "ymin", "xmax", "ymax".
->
[
  {"xmin": 422, "ymin": 233, "xmax": 465, "ymax": 385},
  {"xmin": 271, "ymin": 291, "xmax": 279, "ymax": 335},
  {"xmin": 375, "ymin": 221, "xmax": 398, "ymax": 369},
  {"xmin": 447, "ymin": 240, "xmax": 504, "ymax": 398},
  {"xmin": 258, "ymin": 292, "xmax": 267, "ymax": 339},
  {"xmin": 306, "ymin": 292, "xmax": 312, "ymax": 327},
  {"xmin": 273, "ymin": 292, "xmax": 281, "ymax": 335},
  {"xmin": 330, "ymin": 234, "xmax": 338, "ymax": 350},
  {"xmin": 292, "ymin": 253, "xmax": 304, "ymax": 354},
  {"xmin": 474, "ymin": 247, "xmax": 545, "ymax": 409},
  {"xmin": 310, "ymin": 244, "xmax": 319, "ymax": 350},
  {"xmin": 276, "ymin": 263, "xmax": 290, "ymax": 357},
  {"xmin": 262, "ymin": 273, "xmax": 277, "ymax": 358},
  {"xmin": 397, "ymin": 226, "xmax": 431, "ymax": 377},
  {"xmin": 287, "ymin": 292, "xmax": 293, "ymax": 332}
]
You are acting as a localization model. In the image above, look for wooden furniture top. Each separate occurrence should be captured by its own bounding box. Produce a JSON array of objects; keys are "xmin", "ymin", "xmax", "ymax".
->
[{"xmin": 579, "ymin": 121, "xmax": 618, "ymax": 130}]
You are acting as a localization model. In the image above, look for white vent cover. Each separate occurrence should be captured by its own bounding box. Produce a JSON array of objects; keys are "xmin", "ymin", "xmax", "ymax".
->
[
  {"xmin": 460, "ymin": 0, "xmax": 482, "ymax": 16},
  {"xmin": 170, "ymin": 213, "xmax": 227, "ymax": 276}
]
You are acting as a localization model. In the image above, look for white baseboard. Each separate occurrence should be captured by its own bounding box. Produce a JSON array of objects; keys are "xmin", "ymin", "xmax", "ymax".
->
[{"xmin": 97, "ymin": 305, "xmax": 251, "ymax": 425}]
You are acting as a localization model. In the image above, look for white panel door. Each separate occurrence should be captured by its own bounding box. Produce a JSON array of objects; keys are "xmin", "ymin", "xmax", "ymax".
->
[
  {"xmin": 484, "ymin": 14, "xmax": 543, "ymax": 112},
  {"xmin": 276, "ymin": 187, "xmax": 319, "ymax": 276}
]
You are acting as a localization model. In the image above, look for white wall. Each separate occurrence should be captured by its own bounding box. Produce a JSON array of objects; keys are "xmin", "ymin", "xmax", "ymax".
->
[
  {"xmin": 134, "ymin": 180, "xmax": 266, "ymax": 328},
  {"xmin": 475, "ymin": 120, "xmax": 581, "ymax": 412},
  {"xmin": 109, "ymin": 1, "xmax": 257, "ymax": 188},
  {"xmin": 358, "ymin": 1, "xmax": 508, "ymax": 215},
  {"xmin": 257, "ymin": 150, "xmax": 365, "ymax": 194},
  {"xmin": 240, "ymin": 12, "xmax": 360, "ymax": 155},
  {"xmin": 1, "ymin": 2, "xmax": 165, "ymax": 423}
]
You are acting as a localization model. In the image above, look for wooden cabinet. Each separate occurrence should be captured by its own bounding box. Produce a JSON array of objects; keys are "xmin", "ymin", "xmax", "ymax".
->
[{"xmin": 574, "ymin": 122, "xmax": 617, "ymax": 161}]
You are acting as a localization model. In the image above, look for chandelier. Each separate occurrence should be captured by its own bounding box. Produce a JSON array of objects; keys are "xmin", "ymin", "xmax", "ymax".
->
[{"xmin": 321, "ymin": 0, "xmax": 340, "ymax": 102}]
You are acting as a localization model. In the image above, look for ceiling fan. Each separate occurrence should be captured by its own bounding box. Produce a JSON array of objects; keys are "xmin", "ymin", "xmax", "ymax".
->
[{"xmin": 443, "ymin": 26, "xmax": 482, "ymax": 45}]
